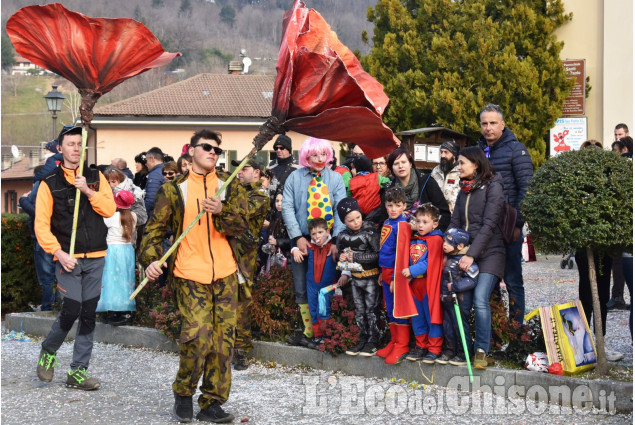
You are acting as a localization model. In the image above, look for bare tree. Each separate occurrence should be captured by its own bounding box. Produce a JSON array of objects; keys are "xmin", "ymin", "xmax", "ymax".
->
[{"xmin": 63, "ymin": 90, "xmax": 81, "ymax": 124}]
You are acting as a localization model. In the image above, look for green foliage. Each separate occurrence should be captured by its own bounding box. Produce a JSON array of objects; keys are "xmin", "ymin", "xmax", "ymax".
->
[
  {"xmin": 220, "ymin": 5, "xmax": 237, "ymax": 27},
  {"xmin": 362, "ymin": 0, "xmax": 574, "ymax": 167},
  {"xmin": 251, "ymin": 266, "xmax": 300, "ymax": 341},
  {"xmin": 1, "ymin": 214, "xmax": 40, "ymax": 313},
  {"xmin": 201, "ymin": 47, "xmax": 234, "ymax": 65},
  {"xmin": 522, "ymin": 149, "xmax": 633, "ymax": 256},
  {"xmin": 1, "ymin": 33, "xmax": 16, "ymax": 72}
]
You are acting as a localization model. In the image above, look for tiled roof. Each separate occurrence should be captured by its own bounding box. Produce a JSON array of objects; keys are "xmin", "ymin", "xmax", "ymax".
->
[
  {"xmin": 95, "ymin": 74, "xmax": 276, "ymax": 118},
  {"xmin": 1, "ymin": 157, "xmax": 41, "ymax": 180}
]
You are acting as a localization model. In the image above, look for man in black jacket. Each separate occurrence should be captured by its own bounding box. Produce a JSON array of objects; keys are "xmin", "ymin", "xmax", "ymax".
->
[
  {"xmin": 266, "ymin": 134, "xmax": 299, "ymax": 196},
  {"xmin": 477, "ymin": 104, "xmax": 533, "ymax": 325}
]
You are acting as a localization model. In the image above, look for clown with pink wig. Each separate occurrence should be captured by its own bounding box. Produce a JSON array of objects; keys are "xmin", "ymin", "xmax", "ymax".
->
[{"xmin": 282, "ymin": 137, "xmax": 347, "ymax": 348}]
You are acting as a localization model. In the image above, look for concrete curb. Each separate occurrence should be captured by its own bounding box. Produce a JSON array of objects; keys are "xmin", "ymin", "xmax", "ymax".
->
[{"xmin": 6, "ymin": 312, "xmax": 632, "ymax": 412}]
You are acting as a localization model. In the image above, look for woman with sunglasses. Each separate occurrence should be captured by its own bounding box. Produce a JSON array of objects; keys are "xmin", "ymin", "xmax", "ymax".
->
[{"xmin": 162, "ymin": 161, "xmax": 179, "ymax": 182}]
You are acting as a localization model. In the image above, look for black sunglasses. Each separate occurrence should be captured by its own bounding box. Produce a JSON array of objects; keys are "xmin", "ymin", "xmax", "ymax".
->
[
  {"xmin": 162, "ymin": 171, "xmax": 176, "ymax": 176},
  {"xmin": 274, "ymin": 146, "xmax": 288, "ymax": 151},
  {"xmin": 193, "ymin": 143, "xmax": 223, "ymax": 155}
]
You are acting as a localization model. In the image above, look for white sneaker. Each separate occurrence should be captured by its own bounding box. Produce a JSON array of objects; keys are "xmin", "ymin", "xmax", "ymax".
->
[{"xmin": 605, "ymin": 349, "xmax": 624, "ymax": 362}]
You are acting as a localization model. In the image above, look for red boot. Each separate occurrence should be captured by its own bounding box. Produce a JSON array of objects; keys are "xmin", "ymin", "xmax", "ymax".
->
[
  {"xmin": 376, "ymin": 323, "xmax": 397, "ymax": 358},
  {"xmin": 385, "ymin": 324, "xmax": 411, "ymax": 365}
]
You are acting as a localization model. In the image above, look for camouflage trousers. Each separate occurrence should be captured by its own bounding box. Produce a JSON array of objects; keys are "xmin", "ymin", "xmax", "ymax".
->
[
  {"xmin": 234, "ymin": 279, "xmax": 253, "ymax": 352},
  {"xmin": 172, "ymin": 274, "xmax": 238, "ymax": 408}
]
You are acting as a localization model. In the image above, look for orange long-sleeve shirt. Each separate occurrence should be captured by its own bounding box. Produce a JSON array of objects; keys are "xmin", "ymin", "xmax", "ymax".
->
[
  {"xmin": 35, "ymin": 165, "xmax": 116, "ymax": 259},
  {"xmin": 173, "ymin": 171, "xmax": 237, "ymax": 284}
]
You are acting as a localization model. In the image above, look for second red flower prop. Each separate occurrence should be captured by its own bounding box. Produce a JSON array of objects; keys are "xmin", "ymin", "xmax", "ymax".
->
[{"xmin": 271, "ymin": 0, "xmax": 400, "ymax": 159}]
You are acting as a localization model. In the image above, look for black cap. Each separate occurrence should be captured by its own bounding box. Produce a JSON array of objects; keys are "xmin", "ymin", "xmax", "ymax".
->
[
  {"xmin": 439, "ymin": 140, "xmax": 459, "ymax": 158},
  {"xmin": 337, "ymin": 197, "xmax": 361, "ymax": 222},
  {"xmin": 57, "ymin": 125, "xmax": 82, "ymax": 142},
  {"xmin": 45, "ymin": 139, "xmax": 59, "ymax": 153},
  {"xmin": 273, "ymin": 134, "xmax": 292, "ymax": 152},
  {"xmin": 351, "ymin": 155, "xmax": 372, "ymax": 173},
  {"xmin": 231, "ymin": 158, "xmax": 264, "ymax": 172}
]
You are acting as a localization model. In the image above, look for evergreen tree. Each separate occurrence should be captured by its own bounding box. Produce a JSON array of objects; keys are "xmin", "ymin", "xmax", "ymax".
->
[
  {"xmin": 2, "ymin": 33, "xmax": 16, "ymax": 72},
  {"xmin": 179, "ymin": 0, "xmax": 193, "ymax": 17},
  {"xmin": 151, "ymin": 0, "xmax": 164, "ymax": 8},
  {"xmin": 220, "ymin": 6, "xmax": 236, "ymax": 27},
  {"xmin": 361, "ymin": 0, "xmax": 574, "ymax": 166}
]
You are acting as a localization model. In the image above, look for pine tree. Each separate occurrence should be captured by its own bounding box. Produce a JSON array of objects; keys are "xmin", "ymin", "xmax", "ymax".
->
[{"xmin": 361, "ymin": 0, "xmax": 574, "ymax": 166}]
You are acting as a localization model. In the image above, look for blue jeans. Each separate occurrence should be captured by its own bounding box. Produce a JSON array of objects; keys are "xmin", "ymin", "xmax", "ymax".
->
[
  {"xmin": 504, "ymin": 231, "xmax": 525, "ymax": 324},
  {"xmin": 290, "ymin": 256, "xmax": 308, "ymax": 304},
  {"xmin": 33, "ymin": 241, "xmax": 56, "ymax": 311},
  {"xmin": 473, "ymin": 273, "xmax": 500, "ymax": 354},
  {"xmin": 623, "ymin": 256, "xmax": 633, "ymax": 339}
]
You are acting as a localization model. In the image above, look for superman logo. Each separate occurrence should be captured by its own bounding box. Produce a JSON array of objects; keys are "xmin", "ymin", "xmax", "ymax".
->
[
  {"xmin": 409, "ymin": 243, "xmax": 427, "ymax": 264},
  {"xmin": 380, "ymin": 225, "xmax": 392, "ymax": 248}
]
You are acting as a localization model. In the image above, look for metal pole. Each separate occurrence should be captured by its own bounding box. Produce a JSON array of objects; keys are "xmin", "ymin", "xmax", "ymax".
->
[{"xmin": 52, "ymin": 111, "xmax": 57, "ymax": 139}]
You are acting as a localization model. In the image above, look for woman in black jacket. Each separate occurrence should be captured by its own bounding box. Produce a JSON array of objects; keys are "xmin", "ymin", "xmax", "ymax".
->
[
  {"xmin": 449, "ymin": 146, "xmax": 505, "ymax": 369},
  {"xmin": 378, "ymin": 148, "xmax": 451, "ymax": 230}
]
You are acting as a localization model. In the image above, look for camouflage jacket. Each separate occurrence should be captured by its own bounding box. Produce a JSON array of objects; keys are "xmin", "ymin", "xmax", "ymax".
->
[
  {"xmin": 213, "ymin": 180, "xmax": 269, "ymax": 282},
  {"xmin": 139, "ymin": 170, "xmax": 237, "ymax": 280}
]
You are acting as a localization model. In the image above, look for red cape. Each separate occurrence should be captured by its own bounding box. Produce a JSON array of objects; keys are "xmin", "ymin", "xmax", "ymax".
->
[{"xmin": 393, "ymin": 222, "xmax": 444, "ymax": 324}]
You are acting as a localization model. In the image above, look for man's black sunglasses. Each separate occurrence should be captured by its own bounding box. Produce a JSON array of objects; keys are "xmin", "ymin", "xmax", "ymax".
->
[{"xmin": 193, "ymin": 143, "xmax": 223, "ymax": 155}]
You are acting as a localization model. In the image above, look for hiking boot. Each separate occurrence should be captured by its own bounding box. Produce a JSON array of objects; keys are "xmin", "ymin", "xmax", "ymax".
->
[
  {"xmin": 286, "ymin": 331, "xmax": 314, "ymax": 348},
  {"xmin": 196, "ymin": 400, "xmax": 234, "ymax": 423},
  {"xmin": 435, "ymin": 352, "xmax": 453, "ymax": 365},
  {"xmin": 36, "ymin": 348, "xmax": 58, "ymax": 382},
  {"xmin": 345, "ymin": 340, "xmax": 366, "ymax": 356},
  {"xmin": 108, "ymin": 311, "xmax": 133, "ymax": 326},
  {"xmin": 405, "ymin": 346, "xmax": 427, "ymax": 362},
  {"xmin": 422, "ymin": 352, "xmax": 440, "ymax": 364},
  {"xmin": 173, "ymin": 392, "xmax": 193, "ymax": 423},
  {"xmin": 474, "ymin": 349, "xmax": 488, "ymax": 370},
  {"xmin": 606, "ymin": 296, "xmax": 626, "ymax": 311},
  {"xmin": 233, "ymin": 350, "xmax": 249, "ymax": 371},
  {"xmin": 65, "ymin": 367, "xmax": 100, "ymax": 390},
  {"xmin": 359, "ymin": 342, "xmax": 377, "ymax": 357},
  {"xmin": 308, "ymin": 336, "xmax": 325, "ymax": 350},
  {"xmin": 449, "ymin": 355, "xmax": 467, "ymax": 366}
]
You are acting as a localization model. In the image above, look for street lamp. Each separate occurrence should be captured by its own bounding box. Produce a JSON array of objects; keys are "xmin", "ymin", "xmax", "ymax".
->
[{"xmin": 44, "ymin": 85, "xmax": 65, "ymax": 139}]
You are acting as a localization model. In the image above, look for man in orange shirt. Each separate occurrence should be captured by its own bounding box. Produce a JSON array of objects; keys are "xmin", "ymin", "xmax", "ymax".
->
[
  {"xmin": 140, "ymin": 129, "xmax": 242, "ymax": 424},
  {"xmin": 34, "ymin": 126, "xmax": 116, "ymax": 391}
]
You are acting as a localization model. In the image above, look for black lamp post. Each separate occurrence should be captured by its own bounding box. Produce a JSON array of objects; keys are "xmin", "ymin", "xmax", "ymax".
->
[{"xmin": 44, "ymin": 85, "xmax": 65, "ymax": 139}]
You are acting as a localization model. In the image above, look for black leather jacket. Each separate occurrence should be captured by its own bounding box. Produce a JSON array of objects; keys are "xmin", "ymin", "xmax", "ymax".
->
[{"xmin": 336, "ymin": 221, "xmax": 380, "ymax": 273}]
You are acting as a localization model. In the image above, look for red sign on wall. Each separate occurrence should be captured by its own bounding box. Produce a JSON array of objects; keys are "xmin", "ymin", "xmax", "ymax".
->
[{"xmin": 562, "ymin": 60, "xmax": 585, "ymax": 116}]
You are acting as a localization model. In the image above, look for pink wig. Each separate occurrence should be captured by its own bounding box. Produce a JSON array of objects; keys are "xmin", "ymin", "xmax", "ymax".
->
[{"xmin": 298, "ymin": 137, "xmax": 334, "ymax": 168}]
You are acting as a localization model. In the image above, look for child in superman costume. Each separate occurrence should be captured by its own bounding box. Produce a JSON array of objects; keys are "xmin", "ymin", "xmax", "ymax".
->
[
  {"xmin": 397, "ymin": 203, "xmax": 445, "ymax": 364},
  {"xmin": 377, "ymin": 187, "xmax": 411, "ymax": 364}
]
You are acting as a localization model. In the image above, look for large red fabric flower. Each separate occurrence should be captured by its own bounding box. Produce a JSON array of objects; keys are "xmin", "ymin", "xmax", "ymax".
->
[
  {"xmin": 7, "ymin": 3, "xmax": 180, "ymax": 124},
  {"xmin": 272, "ymin": 0, "xmax": 399, "ymax": 158}
]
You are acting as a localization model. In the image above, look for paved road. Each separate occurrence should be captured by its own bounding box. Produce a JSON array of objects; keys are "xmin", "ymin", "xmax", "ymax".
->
[{"xmin": 1, "ymin": 337, "xmax": 632, "ymax": 425}]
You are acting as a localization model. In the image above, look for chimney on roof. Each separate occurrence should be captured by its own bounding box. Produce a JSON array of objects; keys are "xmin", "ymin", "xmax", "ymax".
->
[
  {"xmin": 29, "ymin": 149, "xmax": 40, "ymax": 168},
  {"xmin": 228, "ymin": 61, "xmax": 243, "ymax": 75}
]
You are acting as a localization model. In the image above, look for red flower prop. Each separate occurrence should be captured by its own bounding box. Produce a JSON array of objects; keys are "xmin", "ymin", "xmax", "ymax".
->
[
  {"xmin": 271, "ymin": 0, "xmax": 399, "ymax": 158},
  {"xmin": 7, "ymin": 3, "xmax": 180, "ymax": 124}
]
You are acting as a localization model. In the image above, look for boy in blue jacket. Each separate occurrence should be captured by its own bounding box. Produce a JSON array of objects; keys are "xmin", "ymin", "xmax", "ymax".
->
[{"xmin": 439, "ymin": 228, "xmax": 479, "ymax": 366}]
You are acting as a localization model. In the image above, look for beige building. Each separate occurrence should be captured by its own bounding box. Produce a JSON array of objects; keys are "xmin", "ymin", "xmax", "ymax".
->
[
  {"xmin": 89, "ymin": 74, "xmax": 337, "ymax": 171},
  {"xmin": 556, "ymin": 0, "xmax": 633, "ymax": 144}
]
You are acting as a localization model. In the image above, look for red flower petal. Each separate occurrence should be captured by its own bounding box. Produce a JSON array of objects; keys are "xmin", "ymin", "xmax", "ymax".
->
[
  {"xmin": 273, "ymin": 0, "xmax": 399, "ymax": 157},
  {"xmin": 7, "ymin": 3, "xmax": 180, "ymax": 118}
]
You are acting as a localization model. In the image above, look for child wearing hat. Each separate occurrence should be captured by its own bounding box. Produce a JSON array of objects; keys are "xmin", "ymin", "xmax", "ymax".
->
[
  {"xmin": 336, "ymin": 197, "xmax": 382, "ymax": 356},
  {"xmin": 96, "ymin": 190, "xmax": 137, "ymax": 326},
  {"xmin": 439, "ymin": 227, "xmax": 479, "ymax": 366}
]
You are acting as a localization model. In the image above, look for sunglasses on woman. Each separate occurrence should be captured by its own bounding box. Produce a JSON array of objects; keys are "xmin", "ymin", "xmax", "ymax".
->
[
  {"xmin": 194, "ymin": 143, "xmax": 223, "ymax": 155},
  {"xmin": 162, "ymin": 171, "xmax": 176, "ymax": 177}
]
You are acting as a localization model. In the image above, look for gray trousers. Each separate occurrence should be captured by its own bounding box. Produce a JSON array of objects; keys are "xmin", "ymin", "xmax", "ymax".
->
[{"xmin": 42, "ymin": 257, "xmax": 104, "ymax": 370}]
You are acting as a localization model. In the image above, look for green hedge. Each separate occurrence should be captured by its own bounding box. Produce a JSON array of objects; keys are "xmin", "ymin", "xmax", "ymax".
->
[{"xmin": 1, "ymin": 213, "xmax": 40, "ymax": 313}]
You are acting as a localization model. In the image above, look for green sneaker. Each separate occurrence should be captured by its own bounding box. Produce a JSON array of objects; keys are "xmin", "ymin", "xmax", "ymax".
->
[
  {"xmin": 473, "ymin": 348, "xmax": 488, "ymax": 370},
  {"xmin": 66, "ymin": 367, "xmax": 100, "ymax": 391},
  {"xmin": 37, "ymin": 348, "xmax": 58, "ymax": 382}
]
